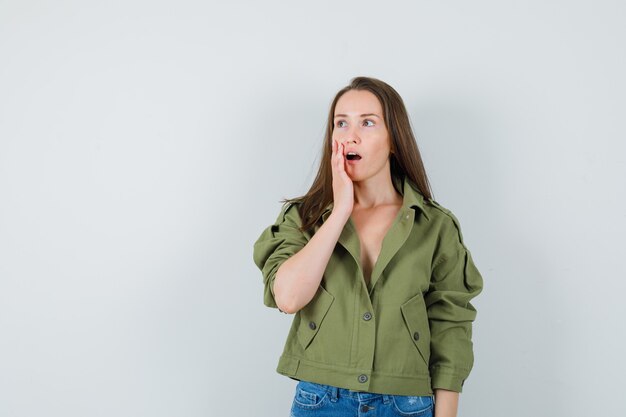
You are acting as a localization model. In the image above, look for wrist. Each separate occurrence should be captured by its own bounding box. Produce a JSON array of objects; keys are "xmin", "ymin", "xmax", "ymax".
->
[
  {"xmin": 434, "ymin": 389, "xmax": 459, "ymax": 417},
  {"xmin": 328, "ymin": 210, "xmax": 351, "ymax": 225}
]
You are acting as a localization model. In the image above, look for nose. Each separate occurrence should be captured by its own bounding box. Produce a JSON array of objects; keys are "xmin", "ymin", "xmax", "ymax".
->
[
  {"xmin": 336, "ymin": 122, "xmax": 361, "ymax": 147},
  {"xmin": 341, "ymin": 132, "xmax": 359, "ymax": 145}
]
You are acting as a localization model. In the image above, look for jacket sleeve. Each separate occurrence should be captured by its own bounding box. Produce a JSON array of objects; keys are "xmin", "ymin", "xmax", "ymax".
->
[
  {"xmin": 252, "ymin": 203, "xmax": 308, "ymax": 311},
  {"xmin": 425, "ymin": 210, "xmax": 484, "ymax": 392}
]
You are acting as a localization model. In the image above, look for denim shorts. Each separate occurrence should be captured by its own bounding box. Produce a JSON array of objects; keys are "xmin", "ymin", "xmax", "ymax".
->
[{"xmin": 290, "ymin": 380, "xmax": 434, "ymax": 417}]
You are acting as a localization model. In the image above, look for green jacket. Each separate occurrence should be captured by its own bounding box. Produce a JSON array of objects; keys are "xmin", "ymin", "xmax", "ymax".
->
[{"xmin": 252, "ymin": 175, "xmax": 483, "ymax": 396}]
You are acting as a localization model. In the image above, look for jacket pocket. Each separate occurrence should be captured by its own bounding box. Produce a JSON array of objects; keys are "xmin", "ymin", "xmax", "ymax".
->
[
  {"xmin": 297, "ymin": 285, "xmax": 335, "ymax": 350},
  {"xmin": 400, "ymin": 293, "xmax": 431, "ymax": 366}
]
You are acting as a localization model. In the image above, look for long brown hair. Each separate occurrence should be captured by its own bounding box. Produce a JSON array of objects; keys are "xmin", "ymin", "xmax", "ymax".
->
[{"xmin": 282, "ymin": 76, "xmax": 433, "ymax": 233}]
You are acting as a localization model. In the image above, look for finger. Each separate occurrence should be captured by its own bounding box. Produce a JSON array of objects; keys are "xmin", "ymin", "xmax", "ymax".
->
[
  {"xmin": 332, "ymin": 140, "xmax": 340, "ymax": 176},
  {"xmin": 332, "ymin": 141, "xmax": 341, "ymax": 168},
  {"xmin": 338, "ymin": 143, "xmax": 345, "ymax": 173}
]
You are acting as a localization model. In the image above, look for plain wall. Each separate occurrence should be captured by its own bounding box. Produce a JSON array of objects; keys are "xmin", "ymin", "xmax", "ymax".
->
[{"xmin": 1, "ymin": 1, "xmax": 625, "ymax": 416}]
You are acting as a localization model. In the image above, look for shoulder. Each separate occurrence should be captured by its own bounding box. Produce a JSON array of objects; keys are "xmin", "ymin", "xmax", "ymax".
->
[
  {"xmin": 273, "ymin": 200, "xmax": 303, "ymax": 226},
  {"xmin": 423, "ymin": 197, "xmax": 467, "ymax": 246}
]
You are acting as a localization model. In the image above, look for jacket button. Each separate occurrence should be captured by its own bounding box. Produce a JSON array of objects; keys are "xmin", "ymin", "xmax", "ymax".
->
[
  {"xmin": 405, "ymin": 213, "xmax": 410, "ymax": 219},
  {"xmin": 363, "ymin": 312, "xmax": 372, "ymax": 321},
  {"xmin": 358, "ymin": 374, "xmax": 368, "ymax": 383},
  {"xmin": 309, "ymin": 321, "xmax": 316, "ymax": 330},
  {"xmin": 413, "ymin": 331, "xmax": 419, "ymax": 341}
]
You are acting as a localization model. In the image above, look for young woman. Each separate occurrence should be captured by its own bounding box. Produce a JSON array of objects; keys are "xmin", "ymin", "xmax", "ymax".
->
[{"xmin": 253, "ymin": 76, "xmax": 483, "ymax": 417}]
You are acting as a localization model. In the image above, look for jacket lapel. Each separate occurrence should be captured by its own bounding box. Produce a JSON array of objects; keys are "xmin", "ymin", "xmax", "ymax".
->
[
  {"xmin": 321, "ymin": 206, "xmax": 362, "ymax": 267},
  {"xmin": 369, "ymin": 207, "xmax": 415, "ymax": 291}
]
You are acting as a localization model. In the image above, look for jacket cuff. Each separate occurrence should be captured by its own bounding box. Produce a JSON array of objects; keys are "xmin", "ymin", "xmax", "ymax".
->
[{"xmin": 430, "ymin": 368, "xmax": 466, "ymax": 393}]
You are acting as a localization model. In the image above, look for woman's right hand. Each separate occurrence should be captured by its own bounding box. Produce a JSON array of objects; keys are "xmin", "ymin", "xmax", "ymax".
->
[{"xmin": 331, "ymin": 139, "xmax": 354, "ymax": 220}]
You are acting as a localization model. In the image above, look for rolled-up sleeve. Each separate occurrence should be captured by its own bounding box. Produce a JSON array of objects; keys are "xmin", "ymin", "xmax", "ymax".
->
[
  {"xmin": 252, "ymin": 203, "xmax": 308, "ymax": 310},
  {"xmin": 425, "ymin": 212, "xmax": 484, "ymax": 392}
]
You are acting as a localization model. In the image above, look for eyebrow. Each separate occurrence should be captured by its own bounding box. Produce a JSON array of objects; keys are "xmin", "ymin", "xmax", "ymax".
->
[{"xmin": 333, "ymin": 113, "xmax": 381, "ymax": 119}]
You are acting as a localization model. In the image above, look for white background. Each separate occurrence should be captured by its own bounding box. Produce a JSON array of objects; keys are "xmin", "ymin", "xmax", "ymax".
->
[{"xmin": 1, "ymin": 1, "xmax": 625, "ymax": 416}]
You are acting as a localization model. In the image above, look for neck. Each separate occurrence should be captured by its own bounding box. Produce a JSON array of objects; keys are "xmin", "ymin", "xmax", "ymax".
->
[{"xmin": 353, "ymin": 174, "xmax": 401, "ymax": 209}]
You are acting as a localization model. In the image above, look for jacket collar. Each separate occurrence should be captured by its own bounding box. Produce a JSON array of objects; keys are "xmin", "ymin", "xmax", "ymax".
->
[
  {"xmin": 320, "ymin": 175, "xmax": 430, "ymax": 222},
  {"xmin": 393, "ymin": 174, "xmax": 430, "ymax": 221}
]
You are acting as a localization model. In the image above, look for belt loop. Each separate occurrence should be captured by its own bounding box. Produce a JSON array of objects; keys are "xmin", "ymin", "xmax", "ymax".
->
[
  {"xmin": 382, "ymin": 394, "xmax": 392, "ymax": 405},
  {"xmin": 329, "ymin": 385, "xmax": 339, "ymax": 402}
]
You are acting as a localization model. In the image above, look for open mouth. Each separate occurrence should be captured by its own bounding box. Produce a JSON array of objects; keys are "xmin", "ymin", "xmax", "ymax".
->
[{"xmin": 346, "ymin": 152, "xmax": 362, "ymax": 161}]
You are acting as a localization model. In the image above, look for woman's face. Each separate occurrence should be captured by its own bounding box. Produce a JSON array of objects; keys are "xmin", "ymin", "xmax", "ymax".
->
[{"xmin": 332, "ymin": 89, "xmax": 392, "ymax": 182}]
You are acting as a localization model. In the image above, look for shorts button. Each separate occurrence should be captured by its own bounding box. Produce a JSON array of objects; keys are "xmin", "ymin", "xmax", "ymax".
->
[
  {"xmin": 363, "ymin": 312, "xmax": 372, "ymax": 321},
  {"xmin": 358, "ymin": 374, "xmax": 368, "ymax": 383},
  {"xmin": 309, "ymin": 321, "xmax": 316, "ymax": 330}
]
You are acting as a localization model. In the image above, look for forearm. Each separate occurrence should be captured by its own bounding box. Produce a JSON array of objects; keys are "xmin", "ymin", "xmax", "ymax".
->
[
  {"xmin": 273, "ymin": 212, "xmax": 348, "ymax": 313},
  {"xmin": 434, "ymin": 389, "xmax": 459, "ymax": 417}
]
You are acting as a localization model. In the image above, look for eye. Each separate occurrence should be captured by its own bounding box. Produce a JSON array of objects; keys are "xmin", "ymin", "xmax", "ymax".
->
[
  {"xmin": 336, "ymin": 120, "xmax": 347, "ymax": 128},
  {"xmin": 363, "ymin": 119, "xmax": 375, "ymax": 127}
]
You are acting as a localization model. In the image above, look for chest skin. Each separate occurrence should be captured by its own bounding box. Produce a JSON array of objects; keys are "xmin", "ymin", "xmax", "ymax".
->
[{"xmin": 350, "ymin": 203, "xmax": 403, "ymax": 289}]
